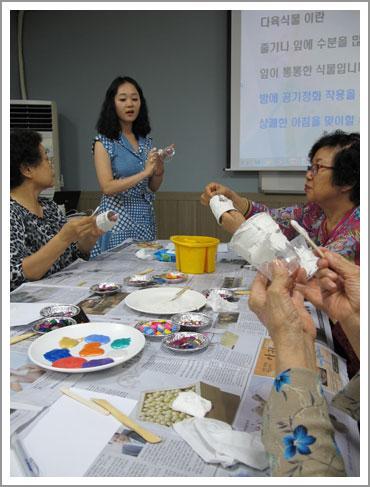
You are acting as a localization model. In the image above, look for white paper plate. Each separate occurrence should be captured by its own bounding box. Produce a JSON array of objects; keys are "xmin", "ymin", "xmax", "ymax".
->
[
  {"xmin": 28, "ymin": 322, "xmax": 145, "ymax": 373},
  {"xmin": 124, "ymin": 287, "xmax": 207, "ymax": 315}
]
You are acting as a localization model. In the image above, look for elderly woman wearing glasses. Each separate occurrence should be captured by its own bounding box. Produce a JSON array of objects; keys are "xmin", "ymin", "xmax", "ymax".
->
[
  {"xmin": 201, "ymin": 130, "xmax": 360, "ymax": 377},
  {"xmin": 201, "ymin": 130, "xmax": 360, "ymax": 264},
  {"xmin": 10, "ymin": 130, "xmax": 104, "ymax": 291}
]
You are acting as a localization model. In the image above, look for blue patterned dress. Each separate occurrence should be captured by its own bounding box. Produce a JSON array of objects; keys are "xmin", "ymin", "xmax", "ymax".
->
[{"xmin": 91, "ymin": 133, "xmax": 156, "ymax": 257}]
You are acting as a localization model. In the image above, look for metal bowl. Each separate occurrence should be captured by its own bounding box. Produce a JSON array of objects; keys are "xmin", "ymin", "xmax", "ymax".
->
[
  {"xmin": 202, "ymin": 288, "xmax": 237, "ymax": 302},
  {"xmin": 32, "ymin": 316, "xmax": 77, "ymax": 334},
  {"xmin": 161, "ymin": 332, "xmax": 210, "ymax": 353},
  {"xmin": 124, "ymin": 275, "xmax": 157, "ymax": 287},
  {"xmin": 40, "ymin": 304, "xmax": 80, "ymax": 318},
  {"xmin": 135, "ymin": 319, "xmax": 180, "ymax": 339},
  {"xmin": 171, "ymin": 312, "xmax": 212, "ymax": 331},
  {"xmin": 90, "ymin": 283, "xmax": 122, "ymax": 295}
]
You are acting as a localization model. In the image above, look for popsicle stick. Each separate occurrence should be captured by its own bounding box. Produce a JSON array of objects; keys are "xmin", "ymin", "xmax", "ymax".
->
[
  {"xmin": 60, "ymin": 388, "xmax": 110, "ymax": 415},
  {"xmin": 169, "ymin": 286, "xmax": 191, "ymax": 302},
  {"xmin": 137, "ymin": 268, "xmax": 154, "ymax": 275},
  {"xmin": 233, "ymin": 289, "xmax": 251, "ymax": 295},
  {"xmin": 92, "ymin": 399, "xmax": 162, "ymax": 444},
  {"xmin": 10, "ymin": 331, "xmax": 38, "ymax": 345},
  {"xmin": 290, "ymin": 220, "xmax": 325, "ymax": 258}
]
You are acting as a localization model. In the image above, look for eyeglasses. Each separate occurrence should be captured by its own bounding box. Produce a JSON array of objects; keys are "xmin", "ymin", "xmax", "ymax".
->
[{"xmin": 306, "ymin": 163, "xmax": 334, "ymax": 177}]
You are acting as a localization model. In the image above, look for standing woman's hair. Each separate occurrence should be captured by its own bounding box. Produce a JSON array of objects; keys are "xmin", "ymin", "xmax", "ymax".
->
[
  {"xmin": 96, "ymin": 76, "xmax": 151, "ymax": 140},
  {"xmin": 10, "ymin": 130, "xmax": 42, "ymax": 189}
]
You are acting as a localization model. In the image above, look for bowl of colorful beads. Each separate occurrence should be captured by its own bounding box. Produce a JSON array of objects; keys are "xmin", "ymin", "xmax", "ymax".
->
[
  {"xmin": 135, "ymin": 319, "xmax": 180, "ymax": 339},
  {"xmin": 161, "ymin": 332, "xmax": 209, "ymax": 353},
  {"xmin": 171, "ymin": 312, "xmax": 212, "ymax": 331},
  {"xmin": 32, "ymin": 316, "xmax": 77, "ymax": 335},
  {"xmin": 90, "ymin": 282, "xmax": 122, "ymax": 295}
]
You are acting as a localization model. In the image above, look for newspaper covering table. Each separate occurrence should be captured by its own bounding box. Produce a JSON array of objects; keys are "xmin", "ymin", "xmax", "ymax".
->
[{"xmin": 9, "ymin": 240, "xmax": 360, "ymax": 477}]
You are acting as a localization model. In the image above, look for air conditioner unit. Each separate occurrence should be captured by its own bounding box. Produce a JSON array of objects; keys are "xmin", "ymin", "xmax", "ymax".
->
[{"xmin": 10, "ymin": 100, "xmax": 62, "ymax": 197}]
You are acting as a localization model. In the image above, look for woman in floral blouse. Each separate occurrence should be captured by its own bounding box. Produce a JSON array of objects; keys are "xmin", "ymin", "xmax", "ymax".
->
[
  {"xmin": 201, "ymin": 130, "xmax": 360, "ymax": 264},
  {"xmin": 248, "ymin": 249, "xmax": 359, "ymax": 476},
  {"xmin": 201, "ymin": 130, "xmax": 360, "ymax": 377}
]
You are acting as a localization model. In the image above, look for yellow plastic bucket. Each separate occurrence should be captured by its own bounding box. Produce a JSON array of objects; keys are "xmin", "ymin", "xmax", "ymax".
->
[{"xmin": 170, "ymin": 235, "xmax": 220, "ymax": 274}]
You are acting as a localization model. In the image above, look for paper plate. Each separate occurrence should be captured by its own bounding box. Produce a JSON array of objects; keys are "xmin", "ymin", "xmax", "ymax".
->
[
  {"xmin": 28, "ymin": 322, "xmax": 145, "ymax": 373},
  {"xmin": 124, "ymin": 287, "xmax": 207, "ymax": 315}
]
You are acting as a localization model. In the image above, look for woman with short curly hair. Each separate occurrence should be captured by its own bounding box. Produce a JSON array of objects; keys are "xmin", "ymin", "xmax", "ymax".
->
[{"xmin": 10, "ymin": 129, "xmax": 103, "ymax": 291}]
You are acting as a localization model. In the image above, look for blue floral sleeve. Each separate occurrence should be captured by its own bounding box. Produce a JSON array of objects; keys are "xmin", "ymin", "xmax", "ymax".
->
[{"xmin": 262, "ymin": 368, "xmax": 346, "ymax": 476}]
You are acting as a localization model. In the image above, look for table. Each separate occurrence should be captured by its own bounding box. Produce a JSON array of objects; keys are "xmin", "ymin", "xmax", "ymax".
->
[{"xmin": 9, "ymin": 240, "xmax": 359, "ymax": 477}]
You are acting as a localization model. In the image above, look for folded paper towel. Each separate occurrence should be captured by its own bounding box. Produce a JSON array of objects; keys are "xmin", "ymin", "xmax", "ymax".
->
[
  {"xmin": 173, "ymin": 417, "xmax": 268, "ymax": 470},
  {"xmin": 171, "ymin": 391, "xmax": 212, "ymax": 418}
]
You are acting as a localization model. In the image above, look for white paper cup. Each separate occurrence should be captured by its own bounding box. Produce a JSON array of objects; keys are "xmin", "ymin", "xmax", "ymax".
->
[
  {"xmin": 209, "ymin": 195, "xmax": 236, "ymax": 225},
  {"xmin": 96, "ymin": 210, "xmax": 118, "ymax": 232}
]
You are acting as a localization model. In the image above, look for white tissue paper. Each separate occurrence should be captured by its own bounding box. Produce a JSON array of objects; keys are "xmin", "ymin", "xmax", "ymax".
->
[
  {"xmin": 173, "ymin": 417, "xmax": 268, "ymax": 470},
  {"xmin": 171, "ymin": 391, "xmax": 212, "ymax": 418},
  {"xmin": 135, "ymin": 249, "xmax": 155, "ymax": 260},
  {"xmin": 209, "ymin": 195, "xmax": 236, "ymax": 225},
  {"xmin": 206, "ymin": 290, "xmax": 239, "ymax": 312}
]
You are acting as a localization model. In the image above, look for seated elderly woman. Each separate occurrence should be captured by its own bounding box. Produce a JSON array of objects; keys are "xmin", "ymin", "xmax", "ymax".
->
[
  {"xmin": 248, "ymin": 249, "xmax": 359, "ymax": 476},
  {"xmin": 201, "ymin": 130, "xmax": 360, "ymax": 377},
  {"xmin": 10, "ymin": 130, "xmax": 104, "ymax": 291},
  {"xmin": 201, "ymin": 130, "xmax": 360, "ymax": 264}
]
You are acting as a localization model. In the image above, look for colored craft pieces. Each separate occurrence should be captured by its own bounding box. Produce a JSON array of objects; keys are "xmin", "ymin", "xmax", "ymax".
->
[{"xmin": 136, "ymin": 320, "xmax": 178, "ymax": 337}]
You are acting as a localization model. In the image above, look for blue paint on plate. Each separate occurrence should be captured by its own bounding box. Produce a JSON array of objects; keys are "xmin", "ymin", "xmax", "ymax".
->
[
  {"xmin": 44, "ymin": 348, "xmax": 71, "ymax": 362},
  {"xmin": 84, "ymin": 334, "xmax": 110, "ymax": 344}
]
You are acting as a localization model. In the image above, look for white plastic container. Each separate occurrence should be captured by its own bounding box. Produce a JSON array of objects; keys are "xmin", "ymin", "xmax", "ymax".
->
[{"xmin": 230, "ymin": 213, "xmax": 300, "ymax": 279}]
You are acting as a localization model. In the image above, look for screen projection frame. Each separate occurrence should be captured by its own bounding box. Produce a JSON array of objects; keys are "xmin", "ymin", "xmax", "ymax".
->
[{"xmin": 228, "ymin": 10, "xmax": 360, "ymax": 174}]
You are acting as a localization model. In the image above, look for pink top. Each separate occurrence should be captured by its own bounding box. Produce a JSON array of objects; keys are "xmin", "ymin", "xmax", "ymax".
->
[{"xmin": 249, "ymin": 202, "xmax": 360, "ymax": 264}]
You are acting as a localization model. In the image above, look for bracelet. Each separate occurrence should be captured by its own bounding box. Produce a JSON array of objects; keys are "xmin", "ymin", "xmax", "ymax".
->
[{"xmin": 242, "ymin": 198, "xmax": 250, "ymax": 217}]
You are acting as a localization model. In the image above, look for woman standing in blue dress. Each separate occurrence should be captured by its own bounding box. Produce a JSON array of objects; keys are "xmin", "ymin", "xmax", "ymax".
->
[{"xmin": 91, "ymin": 76, "xmax": 171, "ymax": 256}]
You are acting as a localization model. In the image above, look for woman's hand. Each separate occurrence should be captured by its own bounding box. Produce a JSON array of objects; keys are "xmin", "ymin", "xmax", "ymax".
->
[
  {"xmin": 59, "ymin": 216, "xmax": 102, "ymax": 245},
  {"xmin": 143, "ymin": 149, "xmax": 160, "ymax": 178},
  {"xmin": 295, "ymin": 248, "xmax": 360, "ymax": 325},
  {"xmin": 249, "ymin": 261, "xmax": 316, "ymax": 341},
  {"xmin": 249, "ymin": 261, "xmax": 317, "ymax": 373},
  {"xmin": 200, "ymin": 182, "xmax": 235, "ymax": 206}
]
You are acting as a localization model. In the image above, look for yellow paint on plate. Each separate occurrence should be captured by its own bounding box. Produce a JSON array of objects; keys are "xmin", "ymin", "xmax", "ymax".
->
[{"xmin": 59, "ymin": 337, "xmax": 82, "ymax": 348}]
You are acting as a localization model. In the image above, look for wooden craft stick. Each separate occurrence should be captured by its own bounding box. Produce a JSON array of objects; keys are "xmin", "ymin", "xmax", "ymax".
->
[
  {"xmin": 10, "ymin": 331, "xmax": 38, "ymax": 345},
  {"xmin": 137, "ymin": 268, "xmax": 154, "ymax": 275},
  {"xmin": 92, "ymin": 399, "xmax": 162, "ymax": 443},
  {"xmin": 60, "ymin": 387, "xmax": 110, "ymax": 415}
]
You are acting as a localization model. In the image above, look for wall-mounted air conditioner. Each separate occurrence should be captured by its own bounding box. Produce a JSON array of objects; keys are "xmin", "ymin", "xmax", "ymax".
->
[{"xmin": 10, "ymin": 100, "xmax": 62, "ymax": 197}]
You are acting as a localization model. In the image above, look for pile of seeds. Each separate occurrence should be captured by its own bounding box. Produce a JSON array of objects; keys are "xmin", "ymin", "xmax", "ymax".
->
[{"xmin": 138, "ymin": 385, "xmax": 196, "ymax": 427}]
